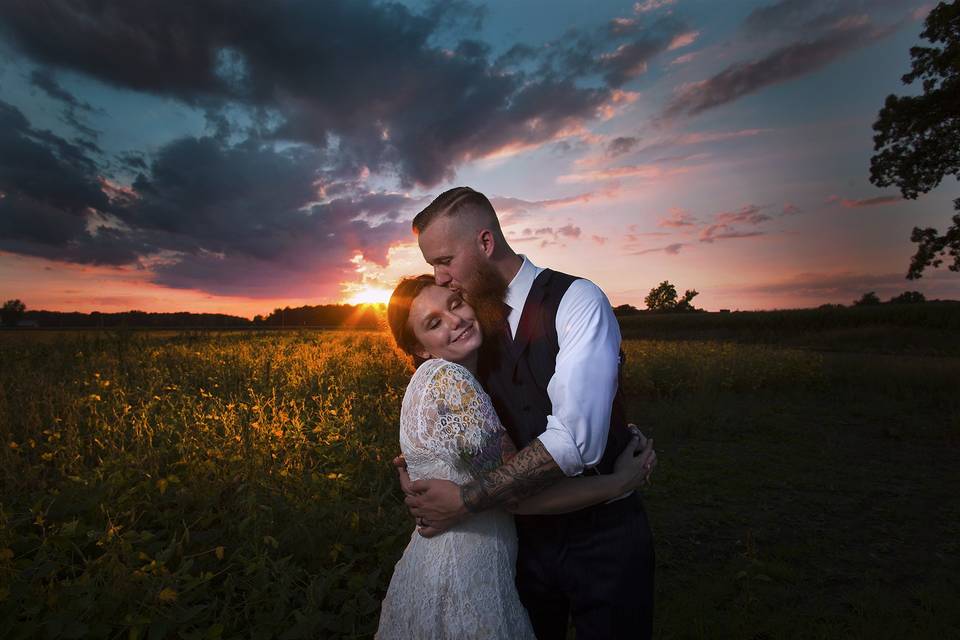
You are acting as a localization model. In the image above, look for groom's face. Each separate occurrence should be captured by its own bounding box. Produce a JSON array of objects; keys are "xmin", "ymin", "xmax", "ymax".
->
[
  {"xmin": 417, "ymin": 215, "xmax": 487, "ymax": 297},
  {"xmin": 418, "ymin": 214, "xmax": 509, "ymax": 337}
]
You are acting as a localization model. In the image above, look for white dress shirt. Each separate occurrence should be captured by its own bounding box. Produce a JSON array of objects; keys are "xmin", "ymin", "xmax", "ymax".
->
[{"xmin": 503, "ymin": 255, "xmax": 622, "ymax": 477}]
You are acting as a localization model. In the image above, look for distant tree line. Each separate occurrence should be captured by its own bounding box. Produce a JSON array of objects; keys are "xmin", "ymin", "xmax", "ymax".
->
[
  {"xmin": 254, "ymin": 304, "xmax": 383, "ymax": 328},
  {"xmin": 2, "ymin": 299, "xmax": 386, "ymax": 329},
  {"xmin": 19, "ymin": 309, "xmax": 252, "ymax": 328},
  {"xmin": 853, "ymin": 290, "xmax": 928, "ymax": 306}
]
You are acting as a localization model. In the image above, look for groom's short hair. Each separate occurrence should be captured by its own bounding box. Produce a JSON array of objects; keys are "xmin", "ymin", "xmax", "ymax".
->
[{"xmin": 412, "ymin": 186, "xmax": 500, "ymax": 235}]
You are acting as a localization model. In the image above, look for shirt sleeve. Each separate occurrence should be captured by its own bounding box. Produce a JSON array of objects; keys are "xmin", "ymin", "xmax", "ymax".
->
[{"xmin": 536, "ymin": 278, "xmax": 621, "ymax": 477}]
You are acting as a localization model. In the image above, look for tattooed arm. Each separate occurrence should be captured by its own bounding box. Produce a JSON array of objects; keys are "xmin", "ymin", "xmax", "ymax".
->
[
  {"xmin": 508, "ymin": 433, "xmax": 653, "ymax": 515},
  {"xmin": 408, "ymin": 434, "xmax": 655, "ymax": 530},
  {"xmin": 405, "ymin": 439, "xmax": 564, "ymax": 536},
  {"xmin": 461, "ymin": 439, "xmax": 565, "ymax": 513}
]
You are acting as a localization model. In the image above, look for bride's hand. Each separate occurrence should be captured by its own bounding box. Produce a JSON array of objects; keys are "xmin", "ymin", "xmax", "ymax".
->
[{"xmin": 613, "ymin": 433, "xmax": 655, "ymax": 493}]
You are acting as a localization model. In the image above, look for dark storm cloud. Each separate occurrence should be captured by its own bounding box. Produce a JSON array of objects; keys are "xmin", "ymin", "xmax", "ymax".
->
[
  {"xmin": 0, "ymin": 94, "xmax": 415, "ymax": 293},
  {"xmin": 0, "ymin": 101, "xmax": 145, "ymax": 265},
  {"xmin": 0, "ymin": 100, "xmax": 107, "ymax": 216},
  {"xmin": 663, "ymin": 14, "xmax": 901, "ymax": 119},
  {"xmin": 0, "ymin": 0, "xmax": 688, "ymax": 187},
  {"xmin": 29, "ymin": 68, "xmax": 94, "ymax": 112},
  {"xmin": 124, "ymin": 135, "xmax": 414, "ymax": 296},
  {"xmin": 0, "ymin": 0, "xmax": 696, "ymax": 296}
]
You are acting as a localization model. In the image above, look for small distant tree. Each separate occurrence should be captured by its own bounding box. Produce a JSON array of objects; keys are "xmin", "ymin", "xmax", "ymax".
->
[
  {"xmin": 854, "ymin": 291, "xmax": 881, "ymax": 306},
  {"xmin": 645, "ymin": 281, "xmax": 678, "ymax": 311},
  {"xmin": 1, "ymin": 299, "xmax": 26, "ymax": 327},
  {"xmin": 645, "ymin": 281, "xmax": 699, "ymax": 312},
  {"xmin": 889, "ymin": 290, "xmax": 926, "ymax": 304},
  {"xmin": 612, "ymin": 303, "xmax": 641, "ymax": 316}
]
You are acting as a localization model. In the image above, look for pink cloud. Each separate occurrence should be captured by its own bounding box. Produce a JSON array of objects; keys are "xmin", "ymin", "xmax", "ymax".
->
[
  {"xmin": 668, "ymin": 31, "xmax": 700, "ymax": 51},
  {"xmin": 633, "ymin": 242, "xmax": 686, "ymax": 256},
  {"xmin": 699, "ymin": 226, "xmax": 765, "ymax": 243},
  {"xmin": 658, "ymin": 207, "xmax": 698, "ymax": 227},
  {"xmin": 634, "ymin": 0, "xmax": 675, "ymax": 13},
  {"xmin": 558, "ymin": 164, "xmax": 688, "ymax": 183},
  {"xmin": 713, "ymin": 204, "xmax": 772, "ymax": 225},
  {"xmin": 491, "ymin": 188, "xmax": 613, "ymax": 214}
]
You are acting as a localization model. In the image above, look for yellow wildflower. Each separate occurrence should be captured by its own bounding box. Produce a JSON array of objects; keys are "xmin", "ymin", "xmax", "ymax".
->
[{"xmin": 157, "ymin": 587, "xmax": 178, "ymax": 603}]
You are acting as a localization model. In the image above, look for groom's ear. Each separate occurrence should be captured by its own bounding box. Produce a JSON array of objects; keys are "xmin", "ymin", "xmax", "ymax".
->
[{"xmin": 477, "ymin": 229, "xmax": 495, "ymax": 257}]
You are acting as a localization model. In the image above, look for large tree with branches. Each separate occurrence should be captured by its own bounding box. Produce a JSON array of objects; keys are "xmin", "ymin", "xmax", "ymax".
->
[{"xmin": 870, "ymin": 1, "xmax": 960, "ymax": 279}]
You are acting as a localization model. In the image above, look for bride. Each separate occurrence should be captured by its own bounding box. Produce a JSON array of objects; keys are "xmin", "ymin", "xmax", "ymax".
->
[{"xmin": 375, "ymin": 275, "xmax": 654, "ymax": 639}]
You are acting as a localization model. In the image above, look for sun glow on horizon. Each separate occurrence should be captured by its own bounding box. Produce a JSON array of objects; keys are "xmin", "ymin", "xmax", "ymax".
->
[{"xmin": 345, "ymin": 286, "xmax": 393, "ymax": 305}]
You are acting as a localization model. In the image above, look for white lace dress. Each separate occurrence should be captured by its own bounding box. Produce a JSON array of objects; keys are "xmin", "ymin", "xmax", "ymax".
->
[{"xmin": 376, "ymin": 359, "xmax": 536, "ymax": 640}]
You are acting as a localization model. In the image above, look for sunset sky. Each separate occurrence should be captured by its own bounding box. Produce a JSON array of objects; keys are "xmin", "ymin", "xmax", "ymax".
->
[{"xmin": 1, "ymin": 0, "xmax": 958, "ymax": 317}]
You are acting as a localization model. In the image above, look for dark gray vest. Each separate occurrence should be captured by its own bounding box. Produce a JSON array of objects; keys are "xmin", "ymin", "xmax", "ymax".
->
[{"xmin": 478, "ymin": 268, "xmax": 629, "ymax": 476}]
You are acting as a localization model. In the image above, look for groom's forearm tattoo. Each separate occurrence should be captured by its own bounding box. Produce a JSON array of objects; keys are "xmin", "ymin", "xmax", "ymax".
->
[{"xmin": 461, "ymin": 439, "xmax": 564, "ymax": 513}]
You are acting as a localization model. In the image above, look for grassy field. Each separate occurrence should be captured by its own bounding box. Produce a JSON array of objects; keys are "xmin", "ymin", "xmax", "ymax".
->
[{"xmin": 1, "ymin": 326, "xmax": 958, "ymax": 639}]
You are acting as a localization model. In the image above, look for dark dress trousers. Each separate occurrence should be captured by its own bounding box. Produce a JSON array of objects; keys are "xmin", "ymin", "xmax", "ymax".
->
[{"xmin": 478, "ymin": 268, "xmax": 655, "ymax": 640}]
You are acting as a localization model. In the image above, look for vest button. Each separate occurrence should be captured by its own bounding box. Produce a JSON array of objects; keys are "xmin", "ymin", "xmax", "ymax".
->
[{"xmin": 522, "ymin": 405, "xmax": 531, "ymax": 412}]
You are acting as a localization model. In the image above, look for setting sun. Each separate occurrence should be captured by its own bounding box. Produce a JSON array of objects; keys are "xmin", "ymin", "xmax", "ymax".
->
[{"xmin": 346, "ymin": 286, "xmax": 393, "ymax": 306}]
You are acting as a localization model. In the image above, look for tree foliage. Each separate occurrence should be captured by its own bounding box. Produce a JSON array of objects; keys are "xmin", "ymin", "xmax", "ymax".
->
[
  {"xmin": 854, "ymin": 291, "xmax": 881, "ymax": 306},
  {"xmin": 1, "ymin": 299, "xmax": 26, "ymax": 327},
  {"xmin": 889, "ymin": 290, "xmax": 926, "ymax": 304},
  {"xmin": 870, "ymin": 1, "xmax": 960, "ymax": 279},
  {"xmin": 644, "ymin": 281, "xmax": 699, "ymax": 312}
]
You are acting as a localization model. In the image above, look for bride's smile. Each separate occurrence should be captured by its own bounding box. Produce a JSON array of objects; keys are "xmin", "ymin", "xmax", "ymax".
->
[{"xmin": 406, "ymin": 284, "xmax": 484, "ymax": 366}]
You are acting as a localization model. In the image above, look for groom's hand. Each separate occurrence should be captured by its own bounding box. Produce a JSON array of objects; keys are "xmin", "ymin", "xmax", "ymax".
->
[
  {"xmin": 404, "ymin": 479, "xmax": 469, "ymax": 538},
  {"xmin": 392, "ymin": 455, "xmax": 415, "ymax": 496}
]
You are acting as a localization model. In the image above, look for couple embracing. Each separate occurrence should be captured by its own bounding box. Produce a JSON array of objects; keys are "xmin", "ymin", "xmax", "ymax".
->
[{"xmin": 376, "ymin": 187, "xmax": 657, "ymax": 639}]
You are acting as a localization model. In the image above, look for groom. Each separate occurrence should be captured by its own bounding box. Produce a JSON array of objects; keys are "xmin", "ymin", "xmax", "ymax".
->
[{"xmin": 401, "ymin": 186, "xmax": 655, "ymax": 640}]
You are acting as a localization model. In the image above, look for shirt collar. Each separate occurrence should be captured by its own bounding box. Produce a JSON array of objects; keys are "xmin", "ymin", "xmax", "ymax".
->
[{"xmin": 504, "ymin": 255, "xmax": 539, "ymax": 311}]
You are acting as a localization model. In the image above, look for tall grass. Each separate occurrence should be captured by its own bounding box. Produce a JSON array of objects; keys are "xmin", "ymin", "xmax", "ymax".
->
[
  {"xmin": 1, "ymin": 329, "xmax": 957, "ymax": 638},
  {"xmin": 1, "ymin": 331, "xmax": 413, "ymax": 639}
]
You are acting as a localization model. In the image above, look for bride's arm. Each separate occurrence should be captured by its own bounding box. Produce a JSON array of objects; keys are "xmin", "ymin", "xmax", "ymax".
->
[{"xmin": 503, "ymin": 431, "xmax": 654, "ymax": 515}]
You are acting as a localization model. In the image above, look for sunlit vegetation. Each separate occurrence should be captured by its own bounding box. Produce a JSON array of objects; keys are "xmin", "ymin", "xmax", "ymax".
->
[{"xmin": 1, "ymin": 327, "xmax": 958, "ymax": 638}]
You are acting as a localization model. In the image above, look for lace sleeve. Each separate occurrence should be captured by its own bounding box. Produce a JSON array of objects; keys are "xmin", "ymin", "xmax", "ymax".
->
[{"xmin": 406, "ymin": 360, "xmax": 505, "ymax": 479}]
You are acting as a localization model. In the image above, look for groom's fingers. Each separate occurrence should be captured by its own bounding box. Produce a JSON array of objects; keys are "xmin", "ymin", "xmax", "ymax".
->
[
  {"xmin": 627, "ymin": 423, "xmax": 648, "ymax": 448},
  {"xmin": 396, "ymin": 465, "xmax": 415, "ymax": 496}
]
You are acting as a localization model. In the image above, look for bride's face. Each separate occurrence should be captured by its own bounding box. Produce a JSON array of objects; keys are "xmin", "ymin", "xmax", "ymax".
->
[{"xmin": 408, "ymin": 284, "xmax": 482, "ymax": 364}]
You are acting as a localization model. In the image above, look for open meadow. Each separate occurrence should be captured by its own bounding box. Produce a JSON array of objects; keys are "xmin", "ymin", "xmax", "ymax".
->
[{"xmin": 1, "ymin": 315, "xmax": 958, "ymax": 639}]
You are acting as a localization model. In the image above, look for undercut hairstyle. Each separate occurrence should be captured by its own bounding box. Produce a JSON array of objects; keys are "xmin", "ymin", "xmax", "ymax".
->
[
  {"xmin": 387, "ymin": 274, "xmax": 436, "ymax": 368},
  {"xmin": 412, "ymin": 186, "xmax": 501, "ymax": 236}
]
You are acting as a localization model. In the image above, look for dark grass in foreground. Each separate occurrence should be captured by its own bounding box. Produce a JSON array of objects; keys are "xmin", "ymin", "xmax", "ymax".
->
[
  {"xmin": 626, "ymin": 346, "xmax": 960, "ymax": 639},
  {"xmin": 0, "ymin": 330, "xmax": 958, "ymax": 639}
]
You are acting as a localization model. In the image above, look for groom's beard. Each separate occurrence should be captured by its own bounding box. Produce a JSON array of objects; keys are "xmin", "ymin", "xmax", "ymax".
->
[{"xmin": 462, "ymin": 261, "xmax": 509, "ymax": 340}]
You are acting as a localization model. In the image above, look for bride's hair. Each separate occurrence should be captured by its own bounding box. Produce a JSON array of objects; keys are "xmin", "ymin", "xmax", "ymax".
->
[{"xmin": 387, "ymin": 274, "xmax": 436, "ymax": 367}]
